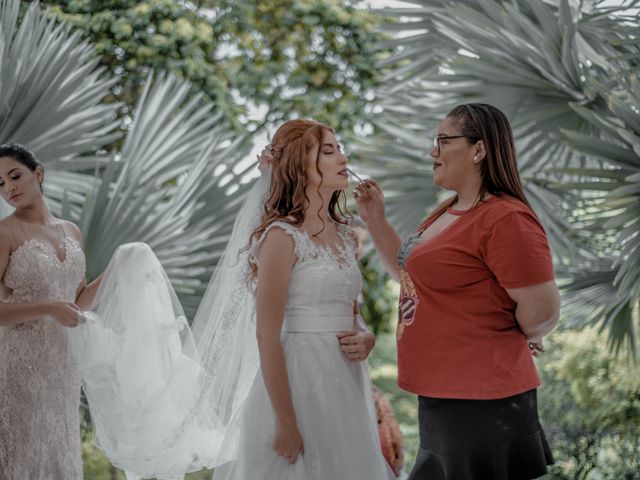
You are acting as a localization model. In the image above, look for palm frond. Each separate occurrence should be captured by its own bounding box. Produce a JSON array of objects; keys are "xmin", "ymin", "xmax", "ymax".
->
[
  {"xmin": 0, "ymin": 0, "xmax": 120, "ymax": 215},
  {"xmin": 77, "ymin": 72, "xmax": 252, "ymax": 316}
]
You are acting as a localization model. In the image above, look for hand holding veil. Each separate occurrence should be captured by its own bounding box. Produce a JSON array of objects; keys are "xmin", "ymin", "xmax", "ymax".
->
[{"xmin": 72, "ymin": 170, "xmax": 271, "ymax": 480}]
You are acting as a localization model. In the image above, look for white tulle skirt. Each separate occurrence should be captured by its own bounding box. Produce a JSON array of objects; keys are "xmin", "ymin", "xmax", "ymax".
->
[
  {"xmin": 72, "ymin": 243, "xmax": 393, "ymax": 480},
  {"xmin": 214, "ymin": 331, "xmax": 394, "ymax": 480}
]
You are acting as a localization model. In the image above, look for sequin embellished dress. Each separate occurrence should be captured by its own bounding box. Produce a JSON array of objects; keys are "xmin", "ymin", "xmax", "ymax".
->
[{"xmin": 0, "ymin": 237, "xmax": 86, "ymax": 480}]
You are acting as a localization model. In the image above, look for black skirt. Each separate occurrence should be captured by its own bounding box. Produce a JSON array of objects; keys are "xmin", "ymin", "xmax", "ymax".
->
[{"xmin": 408, "ymin": 389, "xmax": 553, "ymax": 480}]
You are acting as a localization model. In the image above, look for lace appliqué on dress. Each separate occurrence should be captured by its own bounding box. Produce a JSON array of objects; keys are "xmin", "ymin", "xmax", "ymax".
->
[
  {"xmin": 0, "ymin": 237, "xmax": 86, "ymax": 479},
  {"xmin": 251, "ymin": 220, "xmax": 362, "ymax": 326},
  {"xmin": 253, "ymin": 220, "xmax": 358, "ymax": 269}
]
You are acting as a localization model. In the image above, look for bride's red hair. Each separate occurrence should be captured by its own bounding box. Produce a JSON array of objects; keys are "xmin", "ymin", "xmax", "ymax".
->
[{"xmin": 247, "ymin": 119, "xmax": 348, "ymax": 280}]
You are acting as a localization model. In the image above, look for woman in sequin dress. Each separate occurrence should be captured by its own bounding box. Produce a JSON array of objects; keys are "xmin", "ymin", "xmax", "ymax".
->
[{"xmin": 0, "ymin": 144, "xmax": 104, "ymax": 479}]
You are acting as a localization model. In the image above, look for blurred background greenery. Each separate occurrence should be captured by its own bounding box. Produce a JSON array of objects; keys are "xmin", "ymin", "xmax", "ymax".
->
[{"xmin": 1, "ymin": 0, "xmax": 638, "ymax": 478}]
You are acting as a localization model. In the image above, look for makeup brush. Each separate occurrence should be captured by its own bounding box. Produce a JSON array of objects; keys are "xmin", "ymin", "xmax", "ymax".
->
[{"xmin": 346, "ymin": 167, "xmax": 365, "ymax": 183}]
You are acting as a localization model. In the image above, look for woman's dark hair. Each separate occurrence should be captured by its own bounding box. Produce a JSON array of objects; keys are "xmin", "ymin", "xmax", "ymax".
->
[
  {"xmin": 0, "ymin": 143, "xmax": 44, "ymax": 189},
  {"xmin": 424, "ymin": 103, "xmax": 530, "ymax": 225}
]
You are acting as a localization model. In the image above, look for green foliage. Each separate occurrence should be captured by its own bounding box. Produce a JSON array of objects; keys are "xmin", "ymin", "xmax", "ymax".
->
[
  {"xmin": 539, "ymin": 328, "xmax": 640, "ymax": 479},
  {"xmin": 359, "ymin": 252, "xmax": 398, "ymax": 335},
  {"xmin": 40, "ymin": 0, "xmax": 383, "ymax": 133},
  {"xmin": 82, "ymin": 428, "xmax": 126, "ymax": 480}
]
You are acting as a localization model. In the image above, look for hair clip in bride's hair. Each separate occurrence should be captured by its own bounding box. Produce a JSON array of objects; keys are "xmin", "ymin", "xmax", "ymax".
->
[
  {"xmin": 270, "ymin": 143, "xmax": 284, "ymax": 157},
  {"xmin": 257, "ymin": 144, "xmax": 275, "ymax": 173}
]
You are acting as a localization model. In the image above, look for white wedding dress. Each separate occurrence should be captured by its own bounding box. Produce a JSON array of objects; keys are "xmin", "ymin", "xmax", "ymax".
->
[
  {"xmin": 74, "ymin": 230, "xmax": 393, "ymax": 480},
  {"xmin": 213, "ymin": 221, "xmax": 393, "ymax": 480}
]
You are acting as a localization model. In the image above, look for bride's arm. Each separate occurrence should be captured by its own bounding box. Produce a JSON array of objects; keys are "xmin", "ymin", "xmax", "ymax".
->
[{"xmin": 255, "ymin": 227, "xmax": 304, "ymax": 464}]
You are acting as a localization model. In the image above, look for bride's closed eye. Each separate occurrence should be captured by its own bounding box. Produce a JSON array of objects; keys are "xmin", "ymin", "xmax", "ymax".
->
[{"xmin": 323, "ymin": 148, "xmax": 344, "ymax": 157}]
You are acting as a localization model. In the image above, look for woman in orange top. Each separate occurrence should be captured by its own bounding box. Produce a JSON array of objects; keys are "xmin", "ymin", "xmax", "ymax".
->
[{"xmin": 354, "ymin": 104, "xmax": 559, "ymax": 479}]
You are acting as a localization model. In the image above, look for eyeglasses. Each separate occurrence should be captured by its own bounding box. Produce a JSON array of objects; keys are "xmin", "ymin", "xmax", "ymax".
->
[{"xmin": 432, "ymin": 135, "xmax": 466, "ymax": 156}]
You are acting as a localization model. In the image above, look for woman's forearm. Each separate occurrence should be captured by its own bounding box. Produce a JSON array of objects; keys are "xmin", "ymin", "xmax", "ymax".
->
[
  {"xmin": 0, "ymin": 302, "xmax": 52, "ymax": 327},
  {"xmin": 516, "ymin": 306, "xmax": 559, "ymax": 340},
  {"xmin": 367, "ymin": 217, "xmax": 403, "ymax": 281},
  {"xmin": 509, "ymin": 282, "xmax": 561, "ymax": 341},
  {"xmin": 257, "ymin": 334, "xmax": 298, "ymax": 426},
  {"xmin": 76, "ymin": 272, "xmax": 105, "ymax": 310}
]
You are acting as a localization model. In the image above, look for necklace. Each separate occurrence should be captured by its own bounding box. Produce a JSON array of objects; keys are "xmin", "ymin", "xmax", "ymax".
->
[
  {"xmin": 447, "ymin": 194, "xmax": 492, "ymax": 216},
  {"xmin": 446, "ymin": 205, "xmax": 474, "ymax": 216}
]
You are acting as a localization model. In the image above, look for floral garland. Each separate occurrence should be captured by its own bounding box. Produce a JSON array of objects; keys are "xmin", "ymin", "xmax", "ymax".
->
[{"xmin": 373, "ymin": 385, "xmax": 404, "ymax": 476}]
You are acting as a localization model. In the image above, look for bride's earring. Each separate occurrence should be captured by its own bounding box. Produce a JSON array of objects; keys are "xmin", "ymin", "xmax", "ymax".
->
[{"xmin": 473, "ymin": 155, "xmax": 480, "ymax": 163}]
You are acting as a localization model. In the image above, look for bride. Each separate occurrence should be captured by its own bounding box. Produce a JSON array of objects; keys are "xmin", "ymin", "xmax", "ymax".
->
[
  {"xmin": 213, "ymin": 119, "xmax": 392, "ymax": 479},
  {"xmin": 77, "ymin": 119, "xmax": 394, "ymax": 480}
]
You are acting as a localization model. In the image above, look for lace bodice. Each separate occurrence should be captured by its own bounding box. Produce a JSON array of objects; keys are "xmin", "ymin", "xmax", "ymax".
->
[
  {"xmin": 0, "ymin": 236, "xmax": 86, "ymax": 479},
  {"xmin": 253, "ymin": 221, "xmax": 362, "ymax": 331},
  {"xmin": 2, "ymin": 237, "xmax": 86, "ymax": 304}
]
